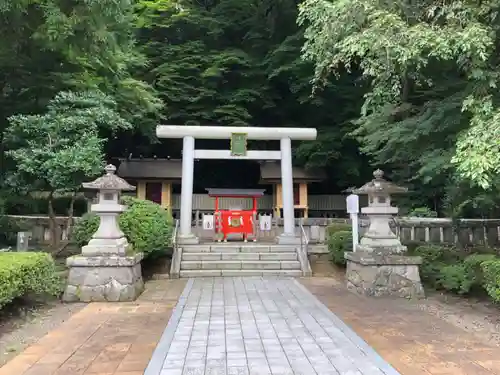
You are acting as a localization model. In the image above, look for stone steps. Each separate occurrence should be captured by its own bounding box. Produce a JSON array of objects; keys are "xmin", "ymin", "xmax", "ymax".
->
[
  {"xmin": 181, "ymin": 245, "xmax": 297, "ymax": 253},
  {"xmin": 179, "ymin": 269, "xmax": 303, "ymax": 277},
  {"xmin": 177, "ymin": 244, "xmax": 303, "ymax": 278},
  {"xmin": 181, "ymin": 252, "xmax": 298, "ymax": 261},
  {"xmin": 181, "ymin": 260, "xmax": 301, "ymax": 270}
]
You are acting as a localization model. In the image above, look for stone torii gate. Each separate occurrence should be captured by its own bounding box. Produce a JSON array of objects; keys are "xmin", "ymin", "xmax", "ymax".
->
[{"xmin": 156, "ymin": 125, "xmax": 317, "ymax": 244}]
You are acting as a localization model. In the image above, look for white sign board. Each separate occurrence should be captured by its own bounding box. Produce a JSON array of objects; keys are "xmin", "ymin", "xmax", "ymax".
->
[
  {"xmin": 310, "ymin": 225, "xmax": 320, "ymax": 241},
  {"xmin": 346, "ymin": 194, "xmax": 359, "ymax": 214},
  {"xmin": 203, "ymin": 214, "xmax": 214, "ymax": 230},
  {"xmin": 259, "ymin": 215, "xmax": 272, "ymax": 231}
]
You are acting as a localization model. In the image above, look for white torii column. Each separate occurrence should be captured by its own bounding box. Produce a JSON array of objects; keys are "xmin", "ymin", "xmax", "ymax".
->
[
  {"xmin": 179, "ymin": 136, "xmax": 198, "ymax": 243},
  {"xmin": 277, "ymin": 137, "xmax": 299, "ymax": 244}
]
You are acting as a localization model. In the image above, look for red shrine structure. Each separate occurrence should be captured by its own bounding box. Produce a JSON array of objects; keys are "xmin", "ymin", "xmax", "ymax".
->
[{"xmin": 206, "ymin": 188, "xmax": 265, "ymax": 242}]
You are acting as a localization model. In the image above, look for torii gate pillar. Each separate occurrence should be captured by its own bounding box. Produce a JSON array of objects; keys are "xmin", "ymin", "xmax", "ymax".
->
[{"xmin": 156, "ymin": 125, "xmax": 317, "ymax": 244}]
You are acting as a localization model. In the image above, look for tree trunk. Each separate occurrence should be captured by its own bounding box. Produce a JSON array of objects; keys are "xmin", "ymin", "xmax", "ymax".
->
[
  {"xmin": 66, "ymin": 192, "xmax": 76, "ymax": 238},
  {"xmin": 47, "ymin": 192, "xmax": 60, "ymax": 249}
]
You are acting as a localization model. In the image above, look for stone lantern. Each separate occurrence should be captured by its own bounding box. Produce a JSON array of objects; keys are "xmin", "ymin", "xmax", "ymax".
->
[
  {"xmin": 354, "ymin": 169, "xmax": 408, "ymax": 253},
  {"xmin": 81, "ymin": 164, "xmax": 134, "ymax": 256},
  {"xmin": 63, "ymin": 164, "xmax": 144, "ymax": 302},
  {"xmin": 345, "ymin": 169, "xmax": 424, "ymax": 299}
]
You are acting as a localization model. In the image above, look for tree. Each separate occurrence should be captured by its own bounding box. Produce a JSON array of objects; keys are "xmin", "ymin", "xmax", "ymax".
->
[
  {"xmin": 0, "ymin": 0, "xmax": 162, "ymax": 186},
  {"xmin": 133, "ymin": 0, "xmax": 372, "ymax": 190},
  {"xmin": 298, "ymin": 0, "xmax": 500, "ymax": 190},
  {"xmin": 5, "ymin": 91, "xmax": 131, "ymax": 247}
]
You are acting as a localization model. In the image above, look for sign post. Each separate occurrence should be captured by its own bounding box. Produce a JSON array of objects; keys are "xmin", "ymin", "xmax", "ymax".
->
[{"xmin": 346, "ymin": 194, "xmax": 360, "ymax": 251}]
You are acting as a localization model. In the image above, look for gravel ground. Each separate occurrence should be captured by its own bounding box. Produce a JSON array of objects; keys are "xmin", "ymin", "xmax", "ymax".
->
[
  {"xmin": 0, "ymin": 299, "xmax": 85, "ymax": 366},
  {"xmin": 416, "ymin": 291, "xmax": 500, "ymax": 346}
]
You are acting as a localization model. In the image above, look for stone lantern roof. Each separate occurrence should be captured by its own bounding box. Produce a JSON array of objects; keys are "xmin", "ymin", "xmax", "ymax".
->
[
  {"xmin": 353, "ymin": 169, "xmax": 407, "ymax": 195},
  {"xmin": 82, "ymin": 164, "xmax": 136, "ymax": 191}
]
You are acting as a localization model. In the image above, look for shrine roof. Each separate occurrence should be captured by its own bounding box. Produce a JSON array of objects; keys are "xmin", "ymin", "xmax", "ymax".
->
[
  {"xmin": 206, "ymin": 188, "xmax": 266, "ymax": 197},
  {"xmin": 260, "ymin": 162, "xmax": 325, "ymax": 182},
  {"xmin": 117, "ymin": 158, "xmax": 182, "ymax": 180}
]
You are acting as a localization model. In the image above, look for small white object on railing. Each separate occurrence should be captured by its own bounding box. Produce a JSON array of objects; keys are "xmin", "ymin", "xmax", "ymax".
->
[{"xmin": 346, "ymin": 194, "xmax": 360, "ymax": 251}]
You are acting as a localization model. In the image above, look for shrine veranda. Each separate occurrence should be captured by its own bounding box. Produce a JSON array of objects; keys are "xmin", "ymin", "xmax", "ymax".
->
[{"xmin": 155, "ymin": 125, "xmax": 318, "ymax": 245}]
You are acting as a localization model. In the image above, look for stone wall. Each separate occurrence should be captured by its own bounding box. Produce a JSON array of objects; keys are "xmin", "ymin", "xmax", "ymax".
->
[{"xmin": 6, "ymin": 214, "xmax": 500, "ymax": 248}]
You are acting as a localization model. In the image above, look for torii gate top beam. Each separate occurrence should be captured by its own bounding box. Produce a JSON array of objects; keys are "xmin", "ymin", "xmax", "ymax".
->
[{"xmin": 156, "ymin": 125, "xmax": 317, "ymax": 141}]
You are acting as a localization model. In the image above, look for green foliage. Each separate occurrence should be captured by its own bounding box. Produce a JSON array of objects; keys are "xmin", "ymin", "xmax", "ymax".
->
[
  {"xmin": 4, "ymin": 195, "xmax": 88, "ymax": 216},
  {"xmin": 133, "ymin": 0, "xmax": 371, "ymax": 190},
  {"xmin": 299, "ymin": 0, "xmax": 500, "ymax": 196},
  {"xmin": 5, "ymin": 91, "xmax": 131, "ymax": 195},
  {"xmin": 407, "ymin": 207, "xmax": 438, "ymax": 218},
  {"xmin": 326, "ymin": 222, "xmax": 352, "ymax": 235},
  {"xmin": 0, "ymin": 252, "xmax": 62, "ymax": 309},
  {"xmin": 325, "ymin": 222, "xmax": 353, "ymax": 265},
  {"xmin": 460, "ymin": 254, "xmax": 497, "ymax": 293},
  {"xmin": 481, "ymin": 259, "xmax": 500, "ymax": 303},
  {"xmin": 436, "ymin": 264, "xmax": 469, "ymax": 294},
  {"xmin": 72, "ymin": 213, "xmax": 100, "ymax": 248},
  {"xmin": 327, "ymin": 231, "xmax": 353, "ymax": 266},
  {"xmin": 72, "ymin": 197, "xmax": 173, "ymax": 258},
  {"xmin": 435, "ymin": 253, "xmax": 494, "ymax": 295},
  {"xmin": 0, "ymin": 0, "xmax": 161, "ymax": 192},
  {"xmin": 411, "ymin": 244, "xmax": 461, "ymax": 286},
  {"xmin": 412, "ymin": 245, "xmax": 497, "ymax": 296}
]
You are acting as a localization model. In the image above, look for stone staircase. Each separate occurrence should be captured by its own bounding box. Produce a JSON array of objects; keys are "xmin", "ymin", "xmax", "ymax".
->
[{"xmin": 174, "ymin": 243, "xmax": 306, "ymax": 277}]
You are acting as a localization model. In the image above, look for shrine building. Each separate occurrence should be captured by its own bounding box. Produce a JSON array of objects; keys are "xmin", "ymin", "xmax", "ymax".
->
[{"xmin": 116, "ymin": 158, "xmax": 328, "ymax": 218}]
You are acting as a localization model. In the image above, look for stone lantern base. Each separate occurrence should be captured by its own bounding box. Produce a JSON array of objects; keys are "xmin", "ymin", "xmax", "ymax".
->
[
  {"xmin": 63, "ymin": 253, "xmax": 144, "ymax": 302},
  {"xmin": 345, "ymin": 251, "xmax": 425, "ymax": 299}
]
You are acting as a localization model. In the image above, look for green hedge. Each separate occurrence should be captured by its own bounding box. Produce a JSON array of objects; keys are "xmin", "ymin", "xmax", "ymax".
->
[
  {"xmin": 326, "ymin": 222, "xmax": 353, "ymax": 266},
  {"xmin": 411, "ymin": 244, "xmax": 500, "ymax": 302},
  {"xmin": 72, "ymin": 196, "xmax": 173, "ymax": 259},
  {"xmin": 481, "ymin": 259, "xmax": 500, "ymax": 302},
  {"xmin": 0, "ymin": 252, "xmax": 62, "ymax": 309}
]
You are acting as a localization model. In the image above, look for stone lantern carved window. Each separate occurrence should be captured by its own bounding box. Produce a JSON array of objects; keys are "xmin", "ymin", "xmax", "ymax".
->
[{"xmin": 103, "ymin": 192, "xmax": 114, "ymax": 201}]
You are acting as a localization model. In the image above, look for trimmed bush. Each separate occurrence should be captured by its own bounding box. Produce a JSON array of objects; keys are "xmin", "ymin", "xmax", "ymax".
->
[
  {"xmin": 0, "ymin": 252, "xmax": 62, "ymax": 309},
  {"xmin": 326, "ymin": 222, "xmax": 352, "ymax": 236},
  {"xmin": 328, "ymin": 230, "xmax": 353, "ymax": 266},
  {"xmin": 407, "ymin": 207, "xmax": 438, "ymax": 218},
  {"xmin": 72, "ymin": 197, "xmax": 173, "ymax": 259},
  {"xmin": 411, "ymin": 244, "xmax": 464, "ymax": 287},
  {"xmin": 481, "ymin": 259, "xmax": 500, "ymax": 302},
  {"xmin": 436, "ymin": 264, "xmax": 469, "ymax": 293},
  {"xmin": 459, "ymin": 253, "xmax": 497, "ymax": 293}
]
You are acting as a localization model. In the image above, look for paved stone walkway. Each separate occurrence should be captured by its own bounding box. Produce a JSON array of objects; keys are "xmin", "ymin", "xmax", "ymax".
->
[
  {"xmin": 145, "ymin": 277, "xmax": 399, "ymax": 375},
  {"xmin": 2, "ymin": 276, "xmax": 500, "ymax": 374}
]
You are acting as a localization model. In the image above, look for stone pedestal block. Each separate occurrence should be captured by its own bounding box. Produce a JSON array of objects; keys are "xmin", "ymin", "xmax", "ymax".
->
[
  {"xmin": 63, "ymin": 253, "xmax": 144, "ymax": 302},
  {"xmin": 345, "ymin": 251, "xmax": 425, "ymax": 299}
]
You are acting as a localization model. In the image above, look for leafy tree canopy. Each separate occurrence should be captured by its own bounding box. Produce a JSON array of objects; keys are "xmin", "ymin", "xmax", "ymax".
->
[{"xmin": 299, "ymin": 0, "xmax": 500, "ymax": 190}]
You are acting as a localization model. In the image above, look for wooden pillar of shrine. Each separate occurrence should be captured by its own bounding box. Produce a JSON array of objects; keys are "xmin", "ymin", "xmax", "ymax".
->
[
  {"xmin": 161, "ymin": 182, "xmax": 172, "ymax": 209},
  {"xmin": 137, "ymin": 181, "xmax": 146, "ymax": 200}
]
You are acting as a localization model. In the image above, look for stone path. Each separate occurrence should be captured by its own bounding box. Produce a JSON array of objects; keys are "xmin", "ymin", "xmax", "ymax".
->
[
  {"xmin": 145, "ymin": 277, "xmax": 399, "ymax": 375},
  {"xmin": 2, "ymin": 276, "xmax": 500, "ymax": 374}
]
